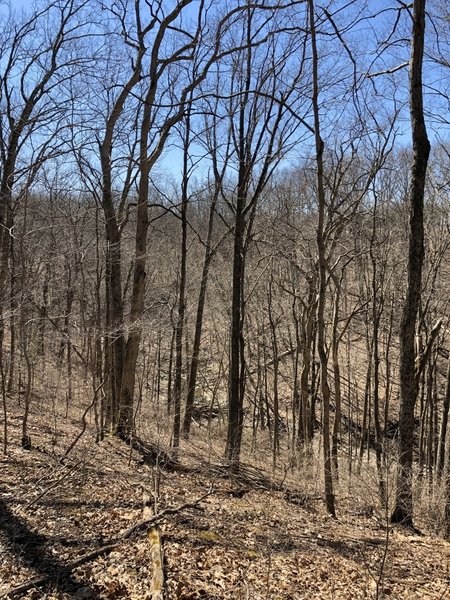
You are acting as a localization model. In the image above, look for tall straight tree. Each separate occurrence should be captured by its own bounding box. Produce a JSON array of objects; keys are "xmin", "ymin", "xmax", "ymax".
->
[
  {"xmin": 308, "ymin": 0, "xmax": 335, "ymax": 517},
  {"xmin": 172, "ymin": 98, "xmax": 193, "ymax": 454},
  {"xmin": 391, "ymin": 0, "xmax": 431, "ymax": 527},
  {"xmin": 117, "ymin": 0, "xmax": 200, "ymax": 436},
  {"xmin": 221, "ymin": 7, "xmax": 308, "ymax": 466},
  {"xmin": 96, "ymin": 2, "xmax": 148, "ymax": 433},
  {"xmin": 72, "ymin": 1, "xmax": 154, "ymax": 433}
]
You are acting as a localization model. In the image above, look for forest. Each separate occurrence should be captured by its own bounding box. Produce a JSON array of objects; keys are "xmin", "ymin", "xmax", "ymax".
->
[{"xmin": 1, "ymin": 0, "xmax": 450, "ymax": 598}]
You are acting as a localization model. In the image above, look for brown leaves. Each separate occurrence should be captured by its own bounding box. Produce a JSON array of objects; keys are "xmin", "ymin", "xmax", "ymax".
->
[{"xmin": 2, "ymin": 413, "xmax": 450, "ymax": 599}]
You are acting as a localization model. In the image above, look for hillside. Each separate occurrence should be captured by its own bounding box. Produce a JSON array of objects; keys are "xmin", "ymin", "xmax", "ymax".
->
[{"xmin": 1, "ymin": 396, "xmax": 449, "ymax": 600}]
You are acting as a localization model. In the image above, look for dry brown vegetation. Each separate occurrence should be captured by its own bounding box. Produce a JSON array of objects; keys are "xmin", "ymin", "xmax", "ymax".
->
[{"xmin": 1, "ymin": 390, "xmax": 450, "ymax": 600}]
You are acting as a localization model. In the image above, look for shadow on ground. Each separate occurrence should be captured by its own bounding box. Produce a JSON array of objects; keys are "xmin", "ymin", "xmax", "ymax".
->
[{"xmin": 0, "ymin": 496, "xmax": 98, "ymax": 598}]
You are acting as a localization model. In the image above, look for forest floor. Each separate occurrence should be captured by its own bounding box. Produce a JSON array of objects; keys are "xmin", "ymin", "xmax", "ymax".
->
[{"xmin": 1, "ymin": 394, "xmax": 449, "ymax": 600}]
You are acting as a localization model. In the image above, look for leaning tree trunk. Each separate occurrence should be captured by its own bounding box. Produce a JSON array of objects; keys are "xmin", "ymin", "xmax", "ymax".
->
[
  {"xmin": 182, "ymin": 185, "xmax": 218, "ymax": 438},
  {"xmin": 391, "ymin": 0, "xmax": 430, "ymax": 527}
]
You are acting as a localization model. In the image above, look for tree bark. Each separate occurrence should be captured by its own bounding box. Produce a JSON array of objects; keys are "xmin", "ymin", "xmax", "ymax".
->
[
  {"xmin": 309, "ymin": 0, "xmax": 336, "ymax": 517},
  {"xmin": 172, "ymin": 107, "xmax": 191, "ymax": 454},
  {"xmin": 391, "ymin": 0, "xmax": 430, "ymax": 527},
  {"xmin": 438, "ymin": 355, "xmax": 450, "ymax": 478},
  {"xmin": 182, "ymin": 185, "xmax": 219, "ymax": 438}
]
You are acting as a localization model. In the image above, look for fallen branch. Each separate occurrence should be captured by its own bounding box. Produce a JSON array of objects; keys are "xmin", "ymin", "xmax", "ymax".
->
[
  {"xmin": 122, "ymin": 490, "xmax": 211, "ymax": 540},
  {"xmin": 1, "ymin": 490, "xmax": 212, "ymax": 599},
  {"xmin": 0, "ymin": 543, "xmax": 119, "ymax": 600},
  {"xmin": 24, "ymin": 461, "xmax": 83, "ymax": 510}
]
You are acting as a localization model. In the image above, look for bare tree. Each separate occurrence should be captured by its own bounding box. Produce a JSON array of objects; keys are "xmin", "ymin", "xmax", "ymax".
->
[
  {"xmin": 0, "ymin": 0, "xmax": 91, "ymax": 448},
  {"xmin": 308, "ymin": 0, "xmax": 336, "ymax": 517},
  {"xmin": 220, "ymin": 7, "xmax": 307, "ymax": 466},
  {"xmin": 182, "ymin": 94, "xmax": 231, "ymax": 439},
  {"xmin": 117, "ymin": 0, "xmax": 302, "ymax": 438},
  {"xmin": 391, "ymin": 0, "xmax": 431, "ymax": 528}
]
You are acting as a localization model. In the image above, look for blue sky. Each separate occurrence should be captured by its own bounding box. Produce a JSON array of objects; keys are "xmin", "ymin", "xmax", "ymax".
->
[
  {"xmin": 1, "ymin": 0, "xmax": 27, "ymax": 15},
  {"xmin": 1, "ymin": 0, "xmax": 448, "ymax": 173},
  {"xmin": 5, "ymin": 0, "xmax": 27, "ymax": 10}
]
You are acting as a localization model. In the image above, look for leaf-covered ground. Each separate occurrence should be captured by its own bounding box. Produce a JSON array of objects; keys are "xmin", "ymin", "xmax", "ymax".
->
[{"xmin": 1, "ymin": 400, "xmax": 449, "ymax": 600}]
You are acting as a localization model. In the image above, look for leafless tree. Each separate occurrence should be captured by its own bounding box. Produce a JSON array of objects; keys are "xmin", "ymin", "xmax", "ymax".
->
[{"xmin": 392, "ymin": 0, "xmax": 431, "ymax": 528}]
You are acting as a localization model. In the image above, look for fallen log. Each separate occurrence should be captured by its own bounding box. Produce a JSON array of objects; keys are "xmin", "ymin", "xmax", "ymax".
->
[
  {"xmin": 148, "ymin": 526, "xmax": 165, "ymax": 600},
  {"xmin": 143, "ymin": 489, "xmax": 165, "ymax": 600},
  {"xmin": 117, "ymin": 430, "xmax": 176, "ymax": 469}
]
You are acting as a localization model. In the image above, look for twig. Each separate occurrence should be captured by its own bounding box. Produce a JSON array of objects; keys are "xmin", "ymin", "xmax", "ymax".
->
[
  {"xmin": 63, "ymin": 383, "xmax": 103, "ymax": 458},
  {"xmin": 24, "ymin": 461, "xmax": 83, "ymax": 510},
  {"xmin": 122, "ymin": 489, "xmax": 212, "ymax": 540},
  {"xmin": 366, "ymin": 61, "xmax": 409, "ymax": 78}
]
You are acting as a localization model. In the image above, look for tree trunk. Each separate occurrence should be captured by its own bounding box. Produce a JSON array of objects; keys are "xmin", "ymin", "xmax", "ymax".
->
[
  {"xmin": 172, "ymin": 112, "xmax": 190, "ymax": 453},
  {"xmin": 100, "ymin": 143, "xmax": 126, "ymax": 431},
  {"xmin": 118, "ymin": 167, "xmax": 150, "ymax": 436},
  {"xmin": 7, "ymin": 229, "xmax": 17, "ymax": 392},
  {"xmin": 443, "ymin": 354, "xmax": 450, "ymax": 538},
  {"xmin": 226, "ymin": 194, "xmax": 246, "ymax": 466},
  {"xmin": 182, "ymin": 186, "xmax": 218, "ymax": 438},
  {"xmin": 268, "ymin": 276, "xmax": 280, "ymax": 464},
  {"xmin": 299, "ymin": 278, "xmax": 316, "ymax": 447},
  {"xmin": 369, "ymin": 201, "xmax": 386, "ymax": 503},
  {"xmin": 391, "ymin": 0, "xmax": 430, "ymax": 527},
  {"xmin": 331, "ymin": 285, "xmax": 342, "ymax": 480},
  {"xmin": 437, "ymin": 355, "xmax": 450, "ymax": 478},
  {"xmin": 309, "ymin": 0, "xmax": 335, "ymax": 517}
]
